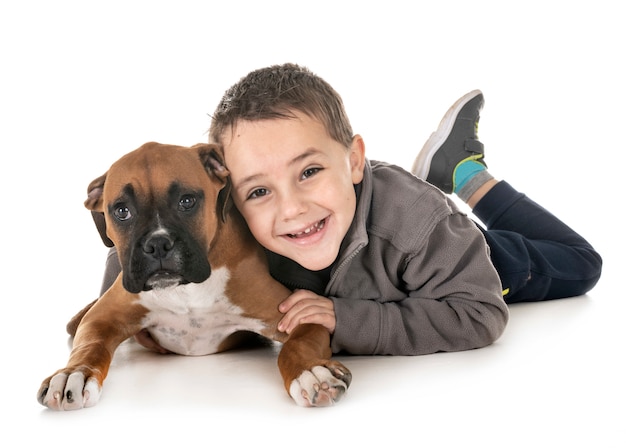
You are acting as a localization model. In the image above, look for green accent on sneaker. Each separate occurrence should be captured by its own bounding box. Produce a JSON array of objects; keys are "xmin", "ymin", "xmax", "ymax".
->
[{"xmin": 453, "ymin": 157, "xmax": 486, "ymax": 193}]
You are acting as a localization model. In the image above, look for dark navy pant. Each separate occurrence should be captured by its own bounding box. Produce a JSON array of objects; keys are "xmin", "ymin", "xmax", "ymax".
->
[{"xmin": 474, "ymin": 181, "xmax": 602, "ymax": 303}]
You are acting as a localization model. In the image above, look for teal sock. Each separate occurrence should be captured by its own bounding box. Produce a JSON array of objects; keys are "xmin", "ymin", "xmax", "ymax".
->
[
  {"xmin": 453, "ymin": 159, "xmax": 486, "ymax": 193},
  {"xmin": 456, "ymin": 163, "xmax": 494, "ymax": 203}
]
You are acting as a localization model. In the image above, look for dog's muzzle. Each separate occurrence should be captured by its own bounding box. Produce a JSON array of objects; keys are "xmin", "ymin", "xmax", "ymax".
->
[
  {"xmin": 143, "ymin": 234, "xmax": 185, "ymax": 289},
  {"xmin": 123, "ymin": 231, "xmax": 211, "ymax": 293}
]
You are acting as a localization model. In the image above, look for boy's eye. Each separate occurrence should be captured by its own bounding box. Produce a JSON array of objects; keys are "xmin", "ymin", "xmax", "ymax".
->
[
  {"xmin": 247, "ymin": 188, "xmax": 269, "ymax": 200},
  {"xmin": 302, "ymin": 167, "xmax": 321, "ymax": 180}
]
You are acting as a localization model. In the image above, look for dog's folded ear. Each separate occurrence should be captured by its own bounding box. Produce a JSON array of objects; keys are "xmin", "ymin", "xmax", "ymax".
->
[
  {"xmin": 195, "ymin": 144, "xmax": 233, "ymax": 222},
  {"xmin": 91, "ymin": 211, "xmax": 114, "ymax": 247},
  {"xmin": 85, "ymin": 173, "xmax": 114, "ymax": 247},
  {"xmin": 85, "ymin": 173, "xmax": 106, "ymax": 211},
  {"xmin": 195, "ymin": 143, "xmax": 229, "ymax": 181}
]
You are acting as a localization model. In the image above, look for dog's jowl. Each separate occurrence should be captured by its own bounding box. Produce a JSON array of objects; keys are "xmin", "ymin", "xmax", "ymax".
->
[{"xmin": 38, "ymin": 142, "xmax": 351, "ymax": 410}]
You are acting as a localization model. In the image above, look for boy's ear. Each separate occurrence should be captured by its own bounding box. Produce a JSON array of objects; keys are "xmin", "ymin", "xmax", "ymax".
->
[
  {"xmin": 349, "ymin": 134, "xmax": 366, "ymax": 184},
  {"xmin": 194, "ymin": 143, "xmax": 232, "ymax": 222},
  {"xmin": 85, "ymin": 173, "xmax": 115, "ymax": 247}
]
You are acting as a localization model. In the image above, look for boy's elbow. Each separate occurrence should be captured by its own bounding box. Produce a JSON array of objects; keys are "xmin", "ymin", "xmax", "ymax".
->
[{"xmin": 470, "ymin": 301, "xmax": 509, "ymax": 350}]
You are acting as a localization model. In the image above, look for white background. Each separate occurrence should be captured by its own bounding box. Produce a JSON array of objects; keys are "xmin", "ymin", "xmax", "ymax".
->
[{"xmin": 1, "ymin": 1, "xmax": 624, "ymax": 446}]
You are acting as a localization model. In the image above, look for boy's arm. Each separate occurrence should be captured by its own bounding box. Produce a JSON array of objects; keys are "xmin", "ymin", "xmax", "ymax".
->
[{"xmin": 330, "ymin": 213, "xmax": 509, "ymax": 355}]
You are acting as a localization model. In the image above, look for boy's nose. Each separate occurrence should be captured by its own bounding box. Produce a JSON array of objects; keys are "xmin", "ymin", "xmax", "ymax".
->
[{"xmin": 278, "ymin": 193, "xmax": 308, "ymax": 220}]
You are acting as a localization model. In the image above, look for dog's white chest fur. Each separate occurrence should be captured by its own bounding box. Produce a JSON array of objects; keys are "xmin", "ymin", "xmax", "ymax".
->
[{"xmin": 138, "ymin": 267, "xmax": 266, "ymax": 355}]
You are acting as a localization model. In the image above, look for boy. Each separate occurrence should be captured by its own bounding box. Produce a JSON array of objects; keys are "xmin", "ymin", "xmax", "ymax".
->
[{"xmin": 100, "ymin": 63, "xmax": 602, "ymax": 356}]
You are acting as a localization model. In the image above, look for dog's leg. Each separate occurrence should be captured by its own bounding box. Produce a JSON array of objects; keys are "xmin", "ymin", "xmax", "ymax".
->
[
  {"xmin": 277, "ymin": 323, "xmax": 352, "ymax": 407},
  {"xmin": 38, "ymin": 282, "xmax": 144, "ymax": 411},
  {"xmin": 66, "ymin": 298, "xmax": 172, "ymax": 354},
  {"xmin": 65, "ymin": 298, "xmax": 98, "ymax": 337}
]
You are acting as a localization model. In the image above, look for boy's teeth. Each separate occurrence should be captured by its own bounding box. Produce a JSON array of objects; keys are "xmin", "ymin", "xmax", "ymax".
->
[{"xmin": 290, "ymin": 219, "xmax": 325, "ymax": 238}]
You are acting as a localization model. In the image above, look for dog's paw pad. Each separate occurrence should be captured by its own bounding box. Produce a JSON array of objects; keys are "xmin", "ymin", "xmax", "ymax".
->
[
  {"xmin": 289, "ymin": 365, "xmax": 349, "ymax": 407},
  {"xmin": 38, "ymin": 371, "xmax": 102, "ymax": 411}
]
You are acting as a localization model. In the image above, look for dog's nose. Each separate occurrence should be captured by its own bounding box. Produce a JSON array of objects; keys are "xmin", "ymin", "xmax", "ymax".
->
[{"xmin": 143, "ymin": 235, "xmax": 174, "ymax": 259}]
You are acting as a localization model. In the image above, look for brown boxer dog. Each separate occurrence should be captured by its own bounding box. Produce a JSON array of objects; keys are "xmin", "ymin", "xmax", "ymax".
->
[{"xmin": 38, "ymin": 142, "xmax": 351, "ymax": 410}]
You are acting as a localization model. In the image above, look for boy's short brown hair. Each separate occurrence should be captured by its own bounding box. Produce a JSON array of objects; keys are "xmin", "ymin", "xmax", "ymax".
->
[{"xmin": 209, "ymin": 63, "xmax": 354, "ymax": 148}]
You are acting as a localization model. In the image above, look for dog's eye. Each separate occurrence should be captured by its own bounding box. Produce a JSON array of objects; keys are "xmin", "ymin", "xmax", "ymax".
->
[
  {"xmin": 113, "ymin": 205, "xmax": 132, "ymax": 221},
  {"xmin": 179, "ymin": 195, "xmax": 196, "ymax": 211}
]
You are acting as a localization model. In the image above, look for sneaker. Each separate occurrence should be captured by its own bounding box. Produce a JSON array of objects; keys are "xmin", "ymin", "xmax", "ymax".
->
[{"xmin": 411, "ymin": 89, "xmax": 486, "ymax": 194}]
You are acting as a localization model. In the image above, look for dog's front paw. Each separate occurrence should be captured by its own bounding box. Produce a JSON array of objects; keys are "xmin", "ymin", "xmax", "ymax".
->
[
  {"xmin": 38, "ymin": 370, "xmax": 102, "ymax": 411},
  {"xmin": 289, "ymin": 362, "xmax": 352, "ymax": 407}
]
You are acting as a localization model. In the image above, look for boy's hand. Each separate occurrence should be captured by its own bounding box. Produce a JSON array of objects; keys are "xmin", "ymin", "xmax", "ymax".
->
[{"xmin": 278, "ymin": 289, "xmax": 336, "ymax": 335}]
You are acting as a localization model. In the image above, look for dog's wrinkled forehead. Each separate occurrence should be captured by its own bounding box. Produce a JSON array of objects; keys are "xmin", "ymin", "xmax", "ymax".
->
[{"xmin": 105, "ymin": 143, "xmax": 213, "ymax": 201}]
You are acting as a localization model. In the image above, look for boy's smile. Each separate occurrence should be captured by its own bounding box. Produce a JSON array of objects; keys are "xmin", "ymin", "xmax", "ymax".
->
[
  {"xmin": 222, "ymin": 111, "xmax": 365, "ymax": 271},
  {"xmin": 286, "ymin": 217, "xmax": 326, "ymax": 239}
]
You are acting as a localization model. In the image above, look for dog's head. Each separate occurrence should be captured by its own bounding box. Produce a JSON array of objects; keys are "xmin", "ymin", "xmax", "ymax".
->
[{"xmin": 85, "ymin": 142, "xmax": 230, "ymax": 294}]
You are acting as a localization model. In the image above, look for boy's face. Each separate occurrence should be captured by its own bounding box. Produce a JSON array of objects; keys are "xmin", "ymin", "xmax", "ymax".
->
[{"xmin": 222, "ymin": 111, "xmax": 365, "ymax": 271}]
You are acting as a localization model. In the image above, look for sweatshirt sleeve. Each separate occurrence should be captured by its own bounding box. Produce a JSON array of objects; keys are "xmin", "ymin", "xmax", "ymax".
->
[{"xmin": 330, "ymin": 213, "xmax": 509, "ymax": 355}]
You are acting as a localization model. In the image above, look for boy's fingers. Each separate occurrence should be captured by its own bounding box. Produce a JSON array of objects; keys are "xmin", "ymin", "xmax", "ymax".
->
[
  {"xmin": 279, "ymin": 289, "xmax": 319, "ymax": 312},
  {"xmin": 278, "ymin": 303, "xmax": 335, "ymax": 334}
]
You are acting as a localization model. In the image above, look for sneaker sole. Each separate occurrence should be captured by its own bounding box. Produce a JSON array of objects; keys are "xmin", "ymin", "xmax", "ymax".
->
[{"xmin": 411, "ymin": 89, "xmax": 483, "ymax": 179}]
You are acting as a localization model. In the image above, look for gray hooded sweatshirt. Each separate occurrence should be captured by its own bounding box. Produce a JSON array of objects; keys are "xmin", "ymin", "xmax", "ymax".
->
[{"xmin": 267, "ymin": 159, "xmax": 509, "ymax": 355}]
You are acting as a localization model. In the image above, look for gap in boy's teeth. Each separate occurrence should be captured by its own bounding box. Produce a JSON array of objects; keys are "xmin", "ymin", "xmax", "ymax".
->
[{"xmin": 290, "ymin": 219, "xmax": 325, "ymax": 238}]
